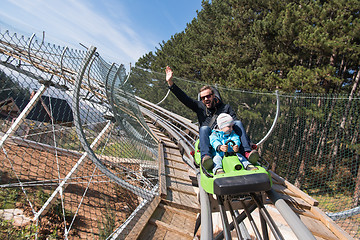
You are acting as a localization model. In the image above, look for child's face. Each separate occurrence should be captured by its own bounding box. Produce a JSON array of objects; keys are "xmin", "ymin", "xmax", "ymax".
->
[{"xmin": 221, "ymin": 125, "xmax": 233, "ymax": 134}]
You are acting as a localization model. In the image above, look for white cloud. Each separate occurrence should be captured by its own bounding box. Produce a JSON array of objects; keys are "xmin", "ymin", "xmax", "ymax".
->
[
  {"xmin": 1, "ymin": 0, "xmax": 151, "ymax": 65},
  {"xmin": 1, "ymin": 0, "xmax": 202, "ymax": 68}
]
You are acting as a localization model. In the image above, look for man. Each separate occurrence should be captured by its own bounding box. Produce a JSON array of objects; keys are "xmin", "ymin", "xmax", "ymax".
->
[{"xmin": 165, "ymin": 66, "xmax": 259, "ymax": 169}]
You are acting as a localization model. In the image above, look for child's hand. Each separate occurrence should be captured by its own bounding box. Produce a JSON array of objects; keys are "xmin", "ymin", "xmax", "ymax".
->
[
  {"xmin": 220, "ymin": 145, "xmax": 228, "ymax": 152},
  {"xmin": 233, "ymin": 145, "xmax": 239, "ymax": 152}
]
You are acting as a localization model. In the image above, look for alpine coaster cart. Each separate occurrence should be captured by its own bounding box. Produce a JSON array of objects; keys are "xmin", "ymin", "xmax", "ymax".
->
[{"xmin": 192, "ymin": 90, "xmax": 285, "ymax": 240}]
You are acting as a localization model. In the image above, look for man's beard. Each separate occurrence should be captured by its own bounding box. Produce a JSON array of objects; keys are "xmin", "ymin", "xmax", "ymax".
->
[{"xmin": 205, "ymin": 100, "xmax": 215, "ymax": 108}]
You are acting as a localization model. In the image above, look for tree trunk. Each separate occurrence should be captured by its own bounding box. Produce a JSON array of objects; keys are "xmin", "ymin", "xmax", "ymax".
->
[
  {"xmin": 286, "ymin": 116, "xmax": 300, "ymax": 180},
  {"xmin": 353, "ymin": 154, "xmax": 360, "ymax": 208},
  {"xmin": 329, "ymin": 69, "xmax": 360, "ymax": 170},
  {"xmin": 294, "ymin": 118, "xmax": 309, "ymax": 188},
  {"xmin": 352, "ymin": 119, "xmax": 360, "ymax": 207},
  {"xmin": 315, "ymin": 98, "xmax": 336, "ymax": 164}
]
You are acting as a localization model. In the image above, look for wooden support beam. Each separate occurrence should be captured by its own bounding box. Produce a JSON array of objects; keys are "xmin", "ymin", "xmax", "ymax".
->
[{"xmin": 149, "ymin": 218, "xmax": 193, "ymax": 239}]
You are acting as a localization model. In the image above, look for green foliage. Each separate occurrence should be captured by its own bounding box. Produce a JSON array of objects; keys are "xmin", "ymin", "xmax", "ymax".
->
[
  {"xmin": 0, "ymin": 220, "xmax": 38, "ymax": 240},
  {"xmin": 131, "ymin": 4, "xmax": 360, "ymax": 225},
  {"xmin": 46, "ymin": 227, "xmax": 60, "ymax": 240},
  {"xmin": 0, "ymin": 188, "xmax": 20, "ymax": 209},
  {"xmin": 0, "ymin": 187, "xmax": 72, "ymax": 239},
  {"xmin": 136, "ymin": 0, "xmax": 360, "ymax": 94},
  {"xmin": 315, "ymin": 193, "xmax": 353, "ymax": 212},
  {"xmin": 0, "ymin": 69, "xmax": 30, "ymax": 101},
  {"xmin": 58, "ymin": 129, "xmax": 80, "ymax": 150},
  {"xmin": 98, "ymin": 204, "xmax": 116, "ymax": 240},
  {"xmin": 95, "ymin": 139, "xmax": 154, "ymax": 160}
]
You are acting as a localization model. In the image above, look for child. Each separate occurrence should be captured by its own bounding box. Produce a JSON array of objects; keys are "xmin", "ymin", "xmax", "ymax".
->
[{"xmin": 210, "ymin": 113, "xmax": 258, "ymax": 175}]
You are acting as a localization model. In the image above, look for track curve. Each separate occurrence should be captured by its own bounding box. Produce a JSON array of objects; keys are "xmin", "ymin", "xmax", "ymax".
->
[{"xmin": 129, "ymin": 96, "xmax": 354, "ymax": 240}]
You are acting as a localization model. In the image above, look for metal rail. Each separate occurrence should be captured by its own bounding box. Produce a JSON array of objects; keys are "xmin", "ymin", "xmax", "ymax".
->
[
  {"xmin": 0, "ymin": 27, "xmax": 351, "ymax": 240},
  {"xmin": 137, "ymin": 99, "xmax": 213, "ymax": 239},
  {"xmin": 136, "ymin": 96, "xmax": 317, "ymax": 240},
  {"xmin": 256, "ymin": 90, "xmax": 280, "ymax": 146},
  {"xmin": 72, "ymin": 46, "xmax": 157, "ymax": 200}
]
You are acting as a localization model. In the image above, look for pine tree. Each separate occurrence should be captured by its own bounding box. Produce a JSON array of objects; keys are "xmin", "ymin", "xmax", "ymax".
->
[{"xmin": 136, "ymin": 0, "xmax": 360, "ymax": 94}]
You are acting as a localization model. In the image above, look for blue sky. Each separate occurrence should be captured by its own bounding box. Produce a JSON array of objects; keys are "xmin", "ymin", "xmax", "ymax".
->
[{"xmin": 0, "ymin": 0, "xmax": 203, "ymax": 69}]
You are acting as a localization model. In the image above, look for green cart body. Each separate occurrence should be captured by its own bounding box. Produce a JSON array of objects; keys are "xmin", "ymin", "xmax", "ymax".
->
[{"xmin": 193, "ymin": 139, "xmax": 272, "ymax": 195}]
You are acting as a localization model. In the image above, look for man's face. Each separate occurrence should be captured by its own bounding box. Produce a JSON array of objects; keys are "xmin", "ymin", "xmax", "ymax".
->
[{"xmin": 200, "ymin": 89, "xmax": 215, "ymax": 108}]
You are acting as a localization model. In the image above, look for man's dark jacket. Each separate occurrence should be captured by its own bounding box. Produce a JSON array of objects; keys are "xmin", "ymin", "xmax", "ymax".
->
[{"xmin": 169, "ymin": 84, "xmax": 237, "ymax": 129}]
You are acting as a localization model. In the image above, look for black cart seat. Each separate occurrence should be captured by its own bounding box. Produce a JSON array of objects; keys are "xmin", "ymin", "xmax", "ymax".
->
[{"xmin": 213, "ymin": 173, "xmax": 271, "ymax": 196}]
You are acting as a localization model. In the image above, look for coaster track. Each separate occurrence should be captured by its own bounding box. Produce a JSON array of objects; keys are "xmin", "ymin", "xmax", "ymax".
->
[
  {"xmin": 132, "ymin": 95, "xmax": 353, "ymax": 240},
  {"xmin": 0, "ymin": 35, "xmax": 354, "ymax": 239}
]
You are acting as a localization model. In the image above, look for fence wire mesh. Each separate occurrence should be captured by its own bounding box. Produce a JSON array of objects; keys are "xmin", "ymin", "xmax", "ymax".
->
[
  {"xmin": 0, "ymin": 27, "xmax": 158, "ymax": 239},
  {"xmin": 1, "ymin": 23, "xmax": 360, "ymax": 239},
  {"xmin": 128, "ymin": 67, "xmax": 360, "ymax": 239}
]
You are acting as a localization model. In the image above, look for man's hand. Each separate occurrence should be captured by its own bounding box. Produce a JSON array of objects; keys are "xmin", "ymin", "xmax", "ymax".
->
[
  {"xmin": 233, "ymin": 145, "xmax": 239, "ymax": 152},
  {"xmin": 220, "ymin": 145, "xmax": 228, "ymax": 152},
  {"xmin": 165, "ymin": 66, "xmax": 174, "ymax": 87}
]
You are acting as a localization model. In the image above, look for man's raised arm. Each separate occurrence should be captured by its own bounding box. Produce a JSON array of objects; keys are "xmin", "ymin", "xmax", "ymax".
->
[{"xmin": 165, "ymin": 66, "xmax": 174, "ymax": 87}]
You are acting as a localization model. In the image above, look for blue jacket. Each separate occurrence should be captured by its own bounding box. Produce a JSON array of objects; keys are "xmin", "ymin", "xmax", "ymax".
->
[{"xmin": 210, "ymin": 130, "xmax": 241, "ymax": 158}]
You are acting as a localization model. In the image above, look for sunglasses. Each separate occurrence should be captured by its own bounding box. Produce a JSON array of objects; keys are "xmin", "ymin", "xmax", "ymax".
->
[{"xmin": 200, "ymin": 94, "xmax": 213, "ymax": 101}]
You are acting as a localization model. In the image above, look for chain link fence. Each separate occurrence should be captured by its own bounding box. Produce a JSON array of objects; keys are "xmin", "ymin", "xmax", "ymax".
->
[
  {"xmin": 1, "ymin": 22, "xmax": 359, "ymax": 239},
  {"xmin": 0, "ymin": 26, "xmax": 158, "ymax": 239},
  {"xmin": 129, "ymin": 67, "xmax": 360, "ymax": 239}
]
